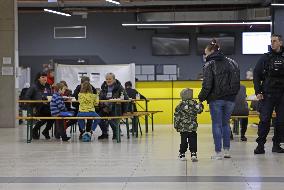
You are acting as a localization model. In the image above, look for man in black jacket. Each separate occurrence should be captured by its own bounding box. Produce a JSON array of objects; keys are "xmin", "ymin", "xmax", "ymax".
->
[
  {"xmin": 124, "ymin": 81, "xmax": 146, "ymax": 133},
  {"xmin": 253, "ymin": 34, "xmax": 284, "ymax": 154},
  {"xmin": 25, "ymin": 72, "xmax": 54, "ymax": 139},
  {"xmin": 125, "ymin": 81, "xmax": 146, "ymax": 106},
  {"xmin": 98, "ymin": 73, "xmax": 128, "ymax": 140}
]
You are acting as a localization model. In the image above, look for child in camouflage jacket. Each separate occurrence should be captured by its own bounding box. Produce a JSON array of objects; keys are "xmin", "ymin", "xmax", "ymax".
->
[{"xmin": 174, "ymin": 88, "xmax": 203, "ymax": 162}]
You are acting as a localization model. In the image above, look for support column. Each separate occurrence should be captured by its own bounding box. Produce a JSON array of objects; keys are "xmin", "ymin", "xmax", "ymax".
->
[{"xmin": 0, "ymin": 0, "xmax": 17, "ymax": 128}]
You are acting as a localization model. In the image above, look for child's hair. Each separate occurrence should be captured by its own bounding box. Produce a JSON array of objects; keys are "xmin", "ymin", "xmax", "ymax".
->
[
  {"xmin": 54, "ymin": 83, "xmax": 65, "ymax": 92},
  {"xmin": 206, "ymin": 39, "xmax": 220, "ymax": 52},
  {"xmin": 60, "ymin": 80, "xmax": 68, "ymax": 87},
  {"xmin": 81, "ymin": 76, "xmax": 90, "ymax": 84},
  {"xmin": 180, "ymin": 88, "xmax": 193, "ymax": 100},
  {"xmin": 125, "ymin": 81, "xmax": 132, "ymax": 88},
  {"xmin": 80, "ymin": 81, "xmax": 92, "ymax": 93}
]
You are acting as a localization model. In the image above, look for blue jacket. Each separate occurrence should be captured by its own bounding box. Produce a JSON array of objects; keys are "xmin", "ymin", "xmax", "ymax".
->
[{"xmin": 50, "ymin": 92, "xmax": 66, "ymax": 116}]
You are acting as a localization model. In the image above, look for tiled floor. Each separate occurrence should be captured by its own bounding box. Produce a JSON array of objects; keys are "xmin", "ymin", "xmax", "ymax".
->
[{"xmin": 0, "ymin": 124, "xmax": 284, "ymax": 189}]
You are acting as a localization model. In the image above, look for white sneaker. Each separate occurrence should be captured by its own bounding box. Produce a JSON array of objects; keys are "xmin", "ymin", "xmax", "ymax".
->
[
  {"xmin": 191, "ymin": 152, "xmax": 198, "ymax": 162},
  {"xmin": 224, "ymin": 149, "xmax": 231, "ymax": 158},
  {"xmin": 179, "ymin": 154, "xmax": 187, "ymax": 161},
  {"xmin": 211, "ymin": 152, "xmax": 223, "ymax": 160},
  {"xmin": 191, "ymin": 156, "xmax": 198, "ymax": 162}
]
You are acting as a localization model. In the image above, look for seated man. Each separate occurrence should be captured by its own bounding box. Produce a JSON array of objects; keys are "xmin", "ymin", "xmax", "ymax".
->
[
  {"xmin": 124, "ymin": 81, "xmax": 146, "ymax": 133},
  {"xmin": 231, "ymin": 85, "xmax": 249, "ymax": 141}
]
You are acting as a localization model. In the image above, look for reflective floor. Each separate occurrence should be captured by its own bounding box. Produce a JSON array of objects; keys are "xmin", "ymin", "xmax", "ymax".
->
[{"xmin": 0, "ymin": 123, "xmax": 283, "ymax": 190}]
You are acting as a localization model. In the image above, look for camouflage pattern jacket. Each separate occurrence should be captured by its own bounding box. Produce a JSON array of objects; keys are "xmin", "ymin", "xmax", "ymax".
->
[{"xmin": 174, "ymin": 99, "xmax": 203, "ymax": 132}]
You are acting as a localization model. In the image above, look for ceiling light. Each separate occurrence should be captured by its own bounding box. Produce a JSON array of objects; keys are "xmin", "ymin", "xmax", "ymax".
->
[
  {"xmin": 106, "ymin": 0, "xmax": 120, "ymax": 5},
  {"xmin": 44, "ymin": 9, "xmax": 71, "ymax": 17},
  {"xmin": 271, "ymin": 3, "xmax": 284, "ymax": 6},
  {"xmin": 122, "ymin": 21, "xmax": 272, "ymax": 27}
]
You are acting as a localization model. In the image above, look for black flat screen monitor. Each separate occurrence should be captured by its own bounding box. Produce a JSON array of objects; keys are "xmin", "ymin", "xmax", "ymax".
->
[
  {"xmin": 197, "ymin": 35, "xmax": 235, "ymax": 55},
  {"xmin": 152, "ymin": 35, "xmax": 190, "ymax": 56}
]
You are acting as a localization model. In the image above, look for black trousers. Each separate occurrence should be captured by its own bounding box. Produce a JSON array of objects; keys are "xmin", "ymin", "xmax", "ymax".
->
[
  {"xmin": 179, "ymin": 131, "xmax": 197, "ymax": 154},
  {"xmin": 240, "ymin": 118, "xmax": 248, "ymax": 137},
  {"xmin": 33, "ymin": 106, "xmax": 54, "ymax": 134},
  {"xmin": 256, "ymin": 92, "xmax": 284, "ymax": 147},
  {"xmin": 54, "ymin": 120, "xmax": 67, "ymax": 138}
]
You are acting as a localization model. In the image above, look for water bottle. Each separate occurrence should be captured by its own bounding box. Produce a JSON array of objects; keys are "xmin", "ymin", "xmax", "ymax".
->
[
  {"xmin": 120, "ymin": 92, "xmax": 124, "ymax": 100},
  {"xmin": 136, "ymin": 93, "xmax": 140, "ymax": 100}
]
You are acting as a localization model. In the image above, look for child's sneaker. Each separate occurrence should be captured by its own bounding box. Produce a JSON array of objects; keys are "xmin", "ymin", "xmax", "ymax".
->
[
  {"xmin": 179, "ymin": 153, "xmax": 187, "ymax": 161},
  {"xmin": 224, "ymin": 149, "xmax": 231, "ymax": 158},
  {"xmin": 191, "ymin": 152, "xmax": 198, "ymax": 162},
  {"xmin": 211, "ymin": 152, "xmax": 223, "ymax": 160}
]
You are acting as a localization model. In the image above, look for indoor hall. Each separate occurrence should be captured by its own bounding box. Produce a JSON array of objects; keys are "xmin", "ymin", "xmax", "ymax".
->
[
  {"xmin": 1, "ymin": 0, "xmax": 284, "ymax": 190},
  {"xmin": 0, "ymin": 124, "xmax": 284, "ymax": 190}
]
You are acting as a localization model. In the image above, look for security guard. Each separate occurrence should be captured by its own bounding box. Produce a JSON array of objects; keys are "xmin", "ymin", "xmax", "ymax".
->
[{"xmin": 253, "ymin": 34, "xmax": 284, "ymax": 154}]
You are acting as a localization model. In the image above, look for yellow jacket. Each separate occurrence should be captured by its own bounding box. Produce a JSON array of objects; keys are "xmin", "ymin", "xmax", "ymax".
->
[{"xmin": 78, "ymin": 93, "xmax": 99, "ymax": 112}]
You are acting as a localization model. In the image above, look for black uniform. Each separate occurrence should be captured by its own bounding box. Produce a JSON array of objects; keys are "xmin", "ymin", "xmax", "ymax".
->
[{"xmin": 253, "ymin": 48, "xmax": 284, "ymax": 152}]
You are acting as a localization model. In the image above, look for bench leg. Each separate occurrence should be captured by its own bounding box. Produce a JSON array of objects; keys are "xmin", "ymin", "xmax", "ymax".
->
[
  {"xmin": 145, "ymin": 101, "xmax": 149, "ymax": 133},
  {"xmin": 151, "ymin": 113, "xmax": 154, "ymax": 132},
  {"xmin": 27, "ymin": 107, "xmax": 33, "ymax": 143},
  {"xmin": 233, "ymin": 119, "xmax": 240, "ymax": 135},
  {"xmin": 27, "ymin": 119, "xmax": 33, "ymax": 143},
  {"xmin": 132, "ymin": 118, "xmax": 135, "ymax": 137},
  {"xmin": 136, "ymin": 117, "xmax": 139, "ymax": 138},
  {"xmin": 126, "ymin": 118, "xmax": 130, "ymax": 139},
  {"xmin": 138, "ymin": 119, "xmax": 142, "ymax": 136},
  {"xmin": 116, "ymin": 119, "xmax": 121, "ymax": 143}
]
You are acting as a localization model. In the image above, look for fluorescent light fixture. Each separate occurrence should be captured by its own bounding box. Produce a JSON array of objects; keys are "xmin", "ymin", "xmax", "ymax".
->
[
  {"xmin": 122, "ymin": 21, "xmax": 272, "ymax": 27},
  {"xmin": 106, "ymin": 0, "xmax": 120, "ymax": 5},
  {"xmin": 44, "ymin": 9, "xmax": 71, "ymax": 17},
  {"xmin": 271, "ymin": 3, "xmax": 284, "ymax": 6}
]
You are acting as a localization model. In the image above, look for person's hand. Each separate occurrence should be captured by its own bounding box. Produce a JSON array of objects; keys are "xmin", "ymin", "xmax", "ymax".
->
[
  {"xmin": 65, "ymin": 98, "xmax": 72, "ymax": 103},
  {"xmin": 199, "ymin": 102, "xmax": 204, "ymax": 110},
  {"xmin": 256, "ymin": 94, "xmax": 264, "ymax": 100},
  {"xmin": 103, "ymin": 107, "xmax": 109, "ymax": 113}
]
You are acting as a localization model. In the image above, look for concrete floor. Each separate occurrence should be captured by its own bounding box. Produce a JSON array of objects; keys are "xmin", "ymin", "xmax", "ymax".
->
[{"xmin": 0, "ymin": 123, "xmax": 283, "ymax": 190}]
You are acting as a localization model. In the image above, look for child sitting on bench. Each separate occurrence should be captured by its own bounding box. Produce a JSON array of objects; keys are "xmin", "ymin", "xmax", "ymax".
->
[{"xmin": 50, "ymin": 83, "xmax": 71, "ymax": 141}]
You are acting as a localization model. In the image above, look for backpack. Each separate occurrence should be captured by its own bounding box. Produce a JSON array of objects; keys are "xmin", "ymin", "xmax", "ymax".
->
[{"xmin": 82, "ymin": 132, "xmax": 92, "ymax": 142}]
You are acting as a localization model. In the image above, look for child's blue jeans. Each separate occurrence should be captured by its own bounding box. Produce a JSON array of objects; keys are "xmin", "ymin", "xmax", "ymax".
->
[{"xmin": 77, "ymin": 112, "xmax": 100, "ymax": 131}]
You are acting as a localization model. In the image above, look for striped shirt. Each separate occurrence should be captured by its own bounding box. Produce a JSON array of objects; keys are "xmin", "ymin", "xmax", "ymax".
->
[{"xmin": 50, "ymin": 92, "xmax": 66, "ymax": 116}]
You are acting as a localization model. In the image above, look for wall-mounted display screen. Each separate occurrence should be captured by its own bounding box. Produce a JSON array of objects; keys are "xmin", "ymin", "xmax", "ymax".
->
[
  {"xmin": 242, "ymin": 32, "xmax": 271, "ymax": 54},
  {"xmin": 197, "ymin": 35, "xmax": 235, "ymax": 55},
  {"xmin": 152, "ymin": 35, "xmax": 190, "ymax": 56}
]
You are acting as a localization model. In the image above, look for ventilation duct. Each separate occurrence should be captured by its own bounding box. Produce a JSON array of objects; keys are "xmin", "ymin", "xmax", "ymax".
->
[{"xmin": 137, "ymin": 8, "xmax": 270, "ymax": 23}]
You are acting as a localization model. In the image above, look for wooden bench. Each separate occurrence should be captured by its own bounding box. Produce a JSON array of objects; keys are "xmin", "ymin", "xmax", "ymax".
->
[
  {"xmin": 231, "ymin": 111, "xmax": 276, "ymax": 135},
  {"xmin": 126, "ymin": 111, "xmax": 163, "ymax": 134},
  {"xmin": 17, "ymin": 115, "xmax": 134, "ymax": 143}
]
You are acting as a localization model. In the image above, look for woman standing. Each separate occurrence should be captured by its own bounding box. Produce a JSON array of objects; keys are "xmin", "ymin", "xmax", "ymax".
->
[{"xmin": 198, "ymin": 39, "xmax": 240, "ymax": 160}]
